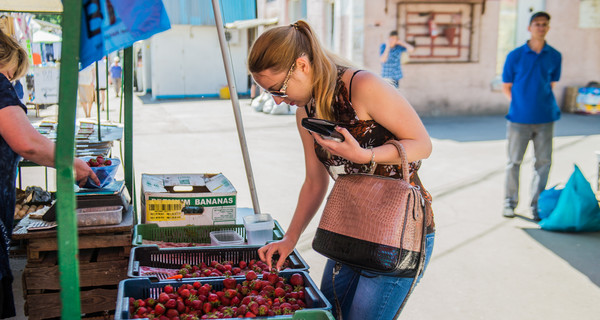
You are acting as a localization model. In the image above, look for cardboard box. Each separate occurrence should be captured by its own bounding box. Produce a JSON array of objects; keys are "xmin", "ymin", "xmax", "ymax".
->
[{"xmin": 141, "ymin": 173, "xmax": 236, "ymax": 226}]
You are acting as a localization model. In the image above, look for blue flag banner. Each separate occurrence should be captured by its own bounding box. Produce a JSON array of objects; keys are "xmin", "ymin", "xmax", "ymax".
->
[{"xmin": 79, "ymin": 0, "xmax": 171, "ymax": 69}]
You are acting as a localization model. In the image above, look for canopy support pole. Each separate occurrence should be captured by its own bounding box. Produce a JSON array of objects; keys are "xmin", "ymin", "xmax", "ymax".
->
[{"xmin": 211, "ymin": 0, "xmax": 261, "ymax": 214}]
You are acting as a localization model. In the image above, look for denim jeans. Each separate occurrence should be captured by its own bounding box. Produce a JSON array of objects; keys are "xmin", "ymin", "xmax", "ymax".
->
[
  {"xmin": 320, "ymin": 232, "xmax": 435, "ymax": 320},
  {"xmin": 504, "ymin": 121, "xmax": 554, "ymax": 209}
]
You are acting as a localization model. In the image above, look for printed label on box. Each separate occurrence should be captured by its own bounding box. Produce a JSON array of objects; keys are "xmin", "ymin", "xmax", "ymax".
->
[
  {"xmin": 146, "ymin": 199, "xmax": 185, "ymax": 221},
  {"xmin": 213, "ymin": 207, "xmax": 235, "ymax": 222}
]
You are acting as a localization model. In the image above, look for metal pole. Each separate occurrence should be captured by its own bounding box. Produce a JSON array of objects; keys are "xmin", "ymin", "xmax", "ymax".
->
[
  {"xmin": 211, "ymin": 0, "xmax": 261, "ymax": 214},
  {"xmin": 123, "ymin": 47, "xmax": 137, "ymax": 223},
  {"xmin": 56, "ymin": 0, "xmax": 82, "ymax": 317},
  {"xmin": 95, "ymin": 60, "xmax": 101, "ymax": 141}
]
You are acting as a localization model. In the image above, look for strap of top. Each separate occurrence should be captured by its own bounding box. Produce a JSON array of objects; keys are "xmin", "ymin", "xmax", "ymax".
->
[{"xmin": 348, "ymin": 70, "xmax": 363, "ymax": 103}]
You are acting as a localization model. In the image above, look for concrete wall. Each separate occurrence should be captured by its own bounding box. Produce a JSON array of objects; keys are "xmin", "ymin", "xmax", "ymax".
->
[
  {"xmin": 545, "ymin": 1, "xmax": 600, "ymax": 106},
  {"xmin": 363, "ymin": 1, "xmax": 505, "ymax": 116},
  {"xmin": 150, "ymin": 25, "xmax": 249, "ymax": 99}
]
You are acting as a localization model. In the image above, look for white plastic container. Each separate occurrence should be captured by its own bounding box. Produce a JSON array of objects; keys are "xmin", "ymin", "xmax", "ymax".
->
[
  {"xmin": 243, "ymin": 213, "xmax": 274, "ymax": 245},
  {"xmin": 210, "ymin": 230, "xmax": 244, "ymax": 246},
  {"xmin": 76, "ymin": 205, "xmax": 123, "ymax": 227}
]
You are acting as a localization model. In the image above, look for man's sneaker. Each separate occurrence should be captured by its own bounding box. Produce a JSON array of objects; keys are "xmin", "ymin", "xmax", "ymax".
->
[{"xmin": 503, "ymin": 207, "xmax": 515, "ymax": 218}]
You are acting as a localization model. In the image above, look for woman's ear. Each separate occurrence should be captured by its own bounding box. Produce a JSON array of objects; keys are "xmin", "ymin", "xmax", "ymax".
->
[{"xmin": 295, "ymin": 56, "xmax": 311, "ymax": 74}]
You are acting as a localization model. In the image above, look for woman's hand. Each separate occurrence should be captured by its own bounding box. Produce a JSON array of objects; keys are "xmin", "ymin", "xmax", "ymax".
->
[
  {"xmin": 258, "ymin": 236, "xmax": 297, "ymax": 271},
  {"xmin": 74, "ymin": 158, "xmax": 100, "ymax": 187},
  {"xmin": 311, "ymin": 127, "xmax": 370, "ymax": 164}
]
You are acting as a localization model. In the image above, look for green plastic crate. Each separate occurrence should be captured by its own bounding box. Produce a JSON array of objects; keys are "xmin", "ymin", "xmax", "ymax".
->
[
  {"xmin": 292, "ymin": 309, "xmax": 336, "ymax": 320},
  {"xmin": 132, "ymin": 220, "xmax": 285, "ymax": 246}
]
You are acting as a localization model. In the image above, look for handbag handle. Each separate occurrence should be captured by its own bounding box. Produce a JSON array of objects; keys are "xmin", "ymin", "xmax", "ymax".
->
[{"xmin": 384, "ymin": 140, "xmax": 410, "ymax": 183}]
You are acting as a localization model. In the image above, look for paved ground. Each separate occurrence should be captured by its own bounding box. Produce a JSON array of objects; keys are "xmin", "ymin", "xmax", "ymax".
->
[{"xmin": 12, "ymin": 92, "xmax": 600, "ymax": 319}]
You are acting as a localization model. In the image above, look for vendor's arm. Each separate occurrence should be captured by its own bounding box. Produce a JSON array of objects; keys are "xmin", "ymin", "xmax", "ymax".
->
[
  {"xmin": 258, "ymin": 108, "xmax": 330, "ymax": 271},
  {"xmin": 315, "ymin": 70, "xmax": 432, "ymax": 165},
  {"xmin": 0, "ymin": 105, "xmax": 99, "ymax": 186}
]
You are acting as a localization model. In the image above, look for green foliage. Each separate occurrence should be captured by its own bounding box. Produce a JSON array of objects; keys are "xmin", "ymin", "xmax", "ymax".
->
[{"xmin": 34, "ymin": 14, "xmax": 62, "ymax": 26}]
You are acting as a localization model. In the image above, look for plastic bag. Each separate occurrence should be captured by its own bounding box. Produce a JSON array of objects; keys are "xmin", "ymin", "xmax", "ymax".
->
[
  {"xmin": 537, "ymin": 186, "xmax": 563, "ymax": 220},
  {"xmin": 539, "ymin": 165, "xmax": 600, "ymax": 232}
]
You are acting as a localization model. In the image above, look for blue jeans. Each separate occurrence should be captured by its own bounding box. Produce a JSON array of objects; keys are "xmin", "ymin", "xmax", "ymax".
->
[
  {"xmin": 320, "ymin": 233, "xmax": 435, "ymax": 320},
  {"xmin": 504, "ymin": 121, "xmax": 554, "ymax": 209}
]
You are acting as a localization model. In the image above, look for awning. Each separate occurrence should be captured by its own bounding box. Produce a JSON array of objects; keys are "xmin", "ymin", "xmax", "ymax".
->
[
  {"xmin": 33, "ymin": 30, "xmax": 61, "ymax": 43},
  {"xmin": 225, "ymin": 17, "xmax": 279, "ymax": 29},
  {"xmin": 0, "ymin": 0, "xmax": 63, "ymax": 13}
]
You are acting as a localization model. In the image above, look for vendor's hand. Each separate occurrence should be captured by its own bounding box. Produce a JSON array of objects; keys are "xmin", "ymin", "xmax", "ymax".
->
[
  {"xmin": 258, "ymin": 236, "xmax": 296, "ymax": 271},
  {"xmin": 312, "ymin": 127, "xmax": 370, "ymax": 164},
  {"xmin": 74, "ymin": 158, "xmax": 100, "ymax": 187}
]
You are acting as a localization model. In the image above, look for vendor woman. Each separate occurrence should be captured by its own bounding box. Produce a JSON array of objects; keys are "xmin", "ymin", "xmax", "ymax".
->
[{"xmin": 0, "ymin": 29, "xmax": 99, "ymax": 317}]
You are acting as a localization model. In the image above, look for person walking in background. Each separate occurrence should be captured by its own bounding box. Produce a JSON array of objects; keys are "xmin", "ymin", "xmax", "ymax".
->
[
  {"xmin": 501, "ymin": 11, "xmax": 562, "ymax": 221},
  {"xmin": 109, "ymin": 56, "xmax": 122, "ymax": 97},
  {"xmin": 78, "ymin": 64, "xmax": 95, "ymax": 118},
  {"xmin": 380, "ymin": 30, "xmax": 414, "ymax": 88}
]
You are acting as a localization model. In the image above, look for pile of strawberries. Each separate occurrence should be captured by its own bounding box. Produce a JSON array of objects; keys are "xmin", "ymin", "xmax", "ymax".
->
[
  {"xmin": 175, "ymin": 259, "xmax": 292, "ymax": 278},
  {"xmin": 86, "ymin": 156, "xmax": 112, "ymax": 167},
  {"xmin": 128, "ymin": 270, "xmax": 308, "ymax": 319}
]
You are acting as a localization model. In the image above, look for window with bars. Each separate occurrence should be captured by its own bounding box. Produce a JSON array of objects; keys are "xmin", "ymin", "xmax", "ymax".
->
[{"xmin": 398, "ymin": 2, "xmax": 481, "ymax": 63}]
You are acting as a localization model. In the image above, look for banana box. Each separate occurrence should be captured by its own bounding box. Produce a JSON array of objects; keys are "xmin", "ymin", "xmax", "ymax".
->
[{"xmin": 141, "ymin": 173, "xmax": 236, "ymax": 226}]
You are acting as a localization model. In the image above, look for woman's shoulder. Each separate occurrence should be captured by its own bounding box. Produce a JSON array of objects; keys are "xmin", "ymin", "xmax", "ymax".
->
[{"xmin": 0, "ymin": 75, "xmax": 26, "ymax": 111}]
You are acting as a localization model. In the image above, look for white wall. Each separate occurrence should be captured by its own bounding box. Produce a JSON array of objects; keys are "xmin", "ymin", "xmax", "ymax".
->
[{"xmin": 150, "ymin": 25, "xmax": 250, "ymax": 98}]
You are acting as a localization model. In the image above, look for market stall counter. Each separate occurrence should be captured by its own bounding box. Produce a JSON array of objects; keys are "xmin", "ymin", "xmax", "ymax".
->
[{"xmin": 11, "ymin": 184, "xmax": 133, "ymax": 319}]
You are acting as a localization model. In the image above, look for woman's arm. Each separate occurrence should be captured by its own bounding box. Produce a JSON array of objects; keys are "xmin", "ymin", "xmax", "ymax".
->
[
  {"xmin": 315, "ymin": 70, "xmax": 432, "ymax": 165},
  {"xmin": 0, "ymin": 106, "xmax": 99, "ymax": 186},
  {"xmin": 258, "ymin": 108, "xmax": 330, "ymax": 271}
]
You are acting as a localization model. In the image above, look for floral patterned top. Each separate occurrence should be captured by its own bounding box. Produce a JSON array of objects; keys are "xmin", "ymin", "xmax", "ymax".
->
[
  {"xmin": 0, "ymin": 73, "xmax": 26, "ymax": 284},
  {"xmin": 305, "ymin": 66, "xmax": 435, "ymax": 231},
  {"xmin": 306, "ymin": 66, "xmax": 422, "ymax": 181}
]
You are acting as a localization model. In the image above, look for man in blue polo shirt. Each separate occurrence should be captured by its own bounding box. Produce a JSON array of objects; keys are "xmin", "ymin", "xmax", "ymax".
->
[
  {"xmin": 501, "ymin": 11, "xmax": 562, "ymax": 221},
  {"xmin": 380, "ymin": 30, "xmax": 414, "ymax": 88}
]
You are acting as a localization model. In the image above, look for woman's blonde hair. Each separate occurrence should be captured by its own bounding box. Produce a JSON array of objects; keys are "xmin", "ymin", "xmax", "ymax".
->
[
  {"xmin": 248, "ymin": 20, "xmax": 350, "ymax": 121},
  {"xmin": 0, "ymin": 28, "xmax": 29, "ymax": 81}
]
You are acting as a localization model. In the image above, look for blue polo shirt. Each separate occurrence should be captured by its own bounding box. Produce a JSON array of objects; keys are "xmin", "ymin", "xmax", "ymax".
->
[
  {"xmin": 502, "ymin": 42, "xmax": 562, "ymax": 124},
  {"xmin": 380, "ymin": 44, "xmax": 406, "ymax": 81}
]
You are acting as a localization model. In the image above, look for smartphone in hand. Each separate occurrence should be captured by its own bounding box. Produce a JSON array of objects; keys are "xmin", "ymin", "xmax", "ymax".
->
[{"xmin": 301, "ymin": 118, "xmax": 345, "ymax": 142}]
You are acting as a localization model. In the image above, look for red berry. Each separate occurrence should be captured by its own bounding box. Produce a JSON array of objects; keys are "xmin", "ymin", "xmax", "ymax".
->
[{"xmin": 289, "ymin": 273, "xmax": 304, "ymax": 287}]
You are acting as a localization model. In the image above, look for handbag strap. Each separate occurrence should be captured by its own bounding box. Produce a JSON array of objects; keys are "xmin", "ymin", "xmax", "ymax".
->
[
  {"xmin": 393, "ymin": 196, "xmax": 429, "ymax": 320},
  {"xmin": 384, "ymin": 140, "xmax": 410, "ymax": 183}
]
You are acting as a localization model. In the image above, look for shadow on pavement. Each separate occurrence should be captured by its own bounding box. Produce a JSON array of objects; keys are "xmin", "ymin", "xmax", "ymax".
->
[
  {"xmin": 422, "ymin": 114, "xmax": 600, "ymax": 142},
  {"xmin": 522, "ymin": 228, "xmax": 600, "ymax": 287}
]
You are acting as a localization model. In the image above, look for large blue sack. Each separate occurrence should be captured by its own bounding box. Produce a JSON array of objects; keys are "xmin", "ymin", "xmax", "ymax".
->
[
  {"xmin": 537, "ymin": 186, "xmax": 563, "ymax": 220},
  {"xmin": 539, "ymin": 165, "xmax": 600, "ymax": 232}
]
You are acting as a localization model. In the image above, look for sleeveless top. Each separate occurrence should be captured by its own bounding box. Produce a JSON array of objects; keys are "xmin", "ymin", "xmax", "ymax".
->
[
  {"xmin": 305, "ymin": 66, "xmax": 435, "ymax": 231},
  {"xmin": 305, "ymin": 66, "xmax": 422, "ymax": 181}
]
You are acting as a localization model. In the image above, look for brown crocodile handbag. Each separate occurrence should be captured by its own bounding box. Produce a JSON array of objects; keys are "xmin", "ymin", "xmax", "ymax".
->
[{"xmin": 312, "ymin": 140, "xmax": 429, "ymax": 277}]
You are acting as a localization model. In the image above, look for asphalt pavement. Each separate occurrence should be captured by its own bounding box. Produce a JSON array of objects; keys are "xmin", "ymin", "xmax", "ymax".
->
[{"xmin": 13, "ymin": 93, "xmax": 600, "ymax": 319}]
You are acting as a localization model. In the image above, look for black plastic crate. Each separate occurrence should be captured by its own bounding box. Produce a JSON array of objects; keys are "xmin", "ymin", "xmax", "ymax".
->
[
  {"xmin": 115, "ymin": 270, "xmax": 331, "ymax": 320},
  {"xmin": 132, "ymin": 221, "xmax": 286, "ymax": 246},
  {"xmin": 128, "ymin": 245, "xmax": 309, "ymax": 279}
]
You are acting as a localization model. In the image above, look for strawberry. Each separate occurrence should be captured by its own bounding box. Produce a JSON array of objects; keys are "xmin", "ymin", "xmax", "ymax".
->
[
  {"xmin": 224, "ymin": 289, "xmax": 237, "ymax": 299},
  {"xmin": 177, "ymin": 300, "xmax": 185, "ymax": 313},
  {"xmin": 231, "ymin": 267, "xmax": 242, "ymax": 275},
  {"xmin": 274, "ymin": 287, "xmax": 285, "ymax": 298},
  {"xmin": 247, "ymin": 301, "xmax": 259, "ymax": 315},
  {"xmin": 191, "ymin": 299, "xmax": 202, "ymax": 310},
  {"xmin": 104, "ymin": 159, "xmax": 112, "ymax": 166},
  {"xmin": 164, "ymin": 285, "xmax": 174, "ymax": 294},
  {"xmin": 145, "ymin": 297, "xmax": 156, "ymax": 307},
  {"xmin": 165, "ymin": 308, "xmax": 179, "ymax": 318},
  {"xmin": 88, "ymin": 158, "xmax": 98, "ymax": 167},
  {"xmin": 165, "ymin": 299, "xmax": 177, "ymax": 309},
  {"xmin": 289, "ymin": 273, "xmax": 304, "ymax": 286},
  {"xmin": 96, "ymin": 156, "xmax": 105, "ymax": 165},
  {"xmin": 159, "ymin": 292, "xmax": 170, "ymax": 304},
  {"xmin": 230, "ymin": 296, "xmax": 240, "ymax": 306},
  {"xmin": 258, "ymin": 305, "xmax": 268, "ymax": 316},
  {"xmin": 202, "ymin": 302, "xmax": 212, "ymax": 314},
  {"xmin": 245, "ymin": 311, "xmax": 257, "ymax": 318},
  {"xmin": 223, "ymin": 276, "xmax": 237, "ymax": 290},
  {"xmin": 193, "ymin": 281, "xmax": 201, "ymax": 289},
  {"xmin": 245, "ymin": 270, "xmax": 257, "ymax": 281},
  {"xmin": 180, "ymin": 288, "xmax": 190, "ymax": 299},
  {"xmin": 238, "ymin": 260, "xmax": 247, "ymax": 269},
  {"xmin": 154, "ymin": 303, "xmax": 166, "ymax": 315},
  {"xmin": 136, "ymin": 307, "xmax": 147, "ymax": 316},
  {"xmin": 266, "ymin": 270, "xmax": 279, "ymax": 285}
]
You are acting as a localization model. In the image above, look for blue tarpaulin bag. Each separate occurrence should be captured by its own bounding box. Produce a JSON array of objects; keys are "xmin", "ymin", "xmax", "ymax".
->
[
  {"xmin": 537, "ymin": 186, "xmax": 563, "ymax": 220},
  {"xmin": 539, "ymin": 165, "xmax": 600, "ymax": 232}
]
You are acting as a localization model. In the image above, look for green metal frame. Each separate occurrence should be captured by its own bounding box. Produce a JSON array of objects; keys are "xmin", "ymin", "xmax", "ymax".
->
[{"xmin": 55, "ymin": 1, "xmax": 135, "ymax": 318}]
